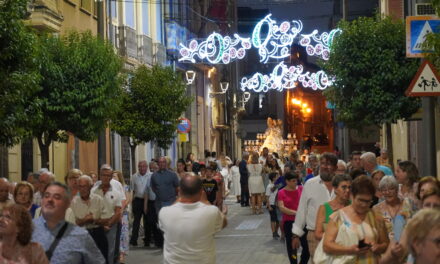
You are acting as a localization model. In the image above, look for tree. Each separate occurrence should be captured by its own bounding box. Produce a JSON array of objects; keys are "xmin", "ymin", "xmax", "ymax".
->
[
  {"xmin": 0, "ymin": 0, "xmax": 40, "ymax": 146},
  {"xmin": 423, "ymin": 1, "xmax": 440, "ymax": 69},
  {"xmin": 111, "ymin": 65, "xmax": 192, "ymax": 171},
  {"xmin": 31, "ymin": 31, "xmax": 123, "ymax": 168},
  {"xmin": 321, "ymin": 16, "xmax": 420, "ymax": 164}
]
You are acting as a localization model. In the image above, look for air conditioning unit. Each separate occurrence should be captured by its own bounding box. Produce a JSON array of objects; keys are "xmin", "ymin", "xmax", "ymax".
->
[{"xmin": 415, "ymin": 3, "xmax": 436, "ymax": 16}]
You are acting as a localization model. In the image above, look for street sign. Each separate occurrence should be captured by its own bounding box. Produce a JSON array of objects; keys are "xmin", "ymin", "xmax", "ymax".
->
[
  {"xmin": 177, "ymin": 118, "xmax": 191, "ymax": 133},
  {"xmin": 406, "ymin": 60, "xmax": 440, "ymax": 96},
  {"xmin": 178, "ymin": 133, "xmax": 189, "ymax": 142},
  {"xmin": 406, "ymin": 16, "xmax": 440, "ymax": 58}
]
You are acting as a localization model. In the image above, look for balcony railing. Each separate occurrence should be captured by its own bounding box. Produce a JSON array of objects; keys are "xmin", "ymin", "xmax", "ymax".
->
[
  {"xmin": 118, "ymin": 26, "xmax": 137, "ymax": 59},
  {"xmin": 138, "ymin": 34, "xmax": 153, "ymax": 65}
]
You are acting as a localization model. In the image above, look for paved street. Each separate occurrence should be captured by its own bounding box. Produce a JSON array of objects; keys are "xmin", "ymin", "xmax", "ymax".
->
[{"xmin": 126, "ymin": 196, "xmax": 289, "ymax": 263}]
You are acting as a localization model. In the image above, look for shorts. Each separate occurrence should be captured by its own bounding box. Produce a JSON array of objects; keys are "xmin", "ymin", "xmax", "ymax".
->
[{"xmin": 269, "ymin": 205, "xmax": 278, "ymax": 222}]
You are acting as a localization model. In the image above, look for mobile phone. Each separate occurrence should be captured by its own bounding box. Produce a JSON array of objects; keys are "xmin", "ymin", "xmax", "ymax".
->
[{"xmin": 358, "ymin": 239, "xmax": 371, "ymax": 249}]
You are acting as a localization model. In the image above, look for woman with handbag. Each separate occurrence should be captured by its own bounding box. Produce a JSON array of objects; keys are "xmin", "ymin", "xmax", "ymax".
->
[{"xmin": 322, "ymin": 175, "xmax": 389, "ymax": 264}]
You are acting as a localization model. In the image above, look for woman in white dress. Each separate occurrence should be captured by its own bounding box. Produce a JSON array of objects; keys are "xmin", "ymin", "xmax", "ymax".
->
[
  {"xmin": 247, "ymin": 152, "xmax": 265, "ymax": 214},
  {"xmin": 230, "ymin": 159, "xmax": 241, "ymax": 203}
]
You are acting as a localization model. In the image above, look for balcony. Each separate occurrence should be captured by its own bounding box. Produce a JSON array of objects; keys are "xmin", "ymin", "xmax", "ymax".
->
[
  {"xmin": 153, "ymin": 43, "xmax": 166, "ymax": 66},
  {"xmin": 138, "ymin": 35, "xmax": 153, "ymax": 65},
  {"xmin": 118, "ymin": 26, "xmax": 137, "ymax": 59},
  {"xmin": 27, "ymin": 0, "xmax": 63, "ymax": 32}
]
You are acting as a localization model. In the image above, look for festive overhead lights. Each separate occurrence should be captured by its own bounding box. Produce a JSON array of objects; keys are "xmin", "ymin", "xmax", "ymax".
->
[
  {"xmin": 240, "ymin": 62, "xmax": 333, "ymax": 92},
  {"xmin": 179, "ymin": 33, "xmax": 252, "ymax": 64},
  {"xmin": 178, "ymin": 14, "xmax": 340, "ymax": 64},
  {"xmin": 299, "ymin": 28, "xmax": 342, "ymax": 60}
]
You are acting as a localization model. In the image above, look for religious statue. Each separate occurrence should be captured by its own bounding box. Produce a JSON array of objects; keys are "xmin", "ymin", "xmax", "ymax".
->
[{"xmin": 260, "ymin": 117, "xmax": 284, "ymax": 155}]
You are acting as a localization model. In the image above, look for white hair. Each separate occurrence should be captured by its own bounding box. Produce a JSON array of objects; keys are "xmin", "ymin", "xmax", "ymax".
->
[
  {"xmin": 378, "ymin": 175, "xmax": 398, "ymax": 190},
  {"xmin": 337, "ymin": 159, "xmax": 347, "ymax": 170},
  {"xmin": 79, "ymin": 175, "xmax": 93, "ymax": 185},
  {"xmin": 360, "ymin": 152, "xmax": 377, "ymax": 165}
]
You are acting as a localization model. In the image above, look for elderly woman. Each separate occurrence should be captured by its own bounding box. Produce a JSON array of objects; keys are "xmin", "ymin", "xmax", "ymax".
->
[
  {"xmin": 323, "ymin": 175, "xmax": 389, "ymax": 263},
  {"xmin": 416, "ymin": 176, "xmax": 440, "ymax": 201},
  {"xmin": 394, "ymin": 161, "xmax": 419, "ymax": 211},
  {"xmin": 373, "ymin": 176, "xmax": 414, "ymax": 242},
  {"xmin": 0, "ymin": 204, "xmax": 48, "ymax": 263},
  {"xmin": 13, "ymin": 182, "xmax": 39, "ymax": 218},
  {"xmin": 315, "ymin": 174, "xmax": 352, "ymax": 241},
  {"xmin": 64, "ymin": 168, "xmax": 82, "ymax": 200},
  {"xmin": 405, "ymin": 209, "xmax": 440, "ymax": 264}
]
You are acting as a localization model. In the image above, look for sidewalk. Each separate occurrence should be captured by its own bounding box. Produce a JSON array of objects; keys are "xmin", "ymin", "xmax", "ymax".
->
[{"xmin": 126, "ymin": 196, "xmax": 289, "ymax": 263}]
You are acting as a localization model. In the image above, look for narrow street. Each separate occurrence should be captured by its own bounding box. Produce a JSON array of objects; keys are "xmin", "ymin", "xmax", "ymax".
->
[{"xmin": 126, "ymin": 196, "xmax": 289, "ymax": 263}]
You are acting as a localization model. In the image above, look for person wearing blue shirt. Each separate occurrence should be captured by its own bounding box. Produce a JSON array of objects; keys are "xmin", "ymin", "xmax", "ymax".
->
[
  {"xmin": 361, "ymin": 152, "xmax": 393, "ymax": 176},
  {"xmin": 32, "ymin": 182, "xmax": 105, "ymax": 264}
]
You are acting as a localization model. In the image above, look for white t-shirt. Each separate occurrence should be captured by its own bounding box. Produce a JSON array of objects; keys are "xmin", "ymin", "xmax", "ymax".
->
[
  {"xmin": 159, "ymin": 202, "xmax": 224, "ymax": 264},
  {"xmin": 265, "ymin": 183, "xmax": 278, "ymax": 206}
]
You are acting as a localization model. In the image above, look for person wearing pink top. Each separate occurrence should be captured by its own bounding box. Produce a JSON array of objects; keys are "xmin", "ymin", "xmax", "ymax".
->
[{"xmin": 277, "ymin": 172, "xmax": 306, "ymax": 264}]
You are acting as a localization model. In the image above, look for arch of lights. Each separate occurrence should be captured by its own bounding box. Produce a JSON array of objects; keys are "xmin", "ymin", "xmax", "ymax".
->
[{"xmin": 178, "ymin": 14, "xmax": 341, "ymax": 92}]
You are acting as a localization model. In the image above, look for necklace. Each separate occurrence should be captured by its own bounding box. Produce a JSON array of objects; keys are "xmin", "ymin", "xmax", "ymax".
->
[{"xmin": 385, "ymin": 200, "xmax": 402, "ymax": 219}]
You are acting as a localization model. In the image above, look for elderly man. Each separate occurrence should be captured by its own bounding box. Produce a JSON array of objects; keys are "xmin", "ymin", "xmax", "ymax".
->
[
  {"xmin": 292, "ymin": 152, "xmax": 338, "ymax": 263},
  {"xmin": 0, "ymin": 178, "xmax": 13, "ymax": 212},
  {"xmin": 151, "ymin": 156, "xmax": 179, "ymax": 212},
  {"xmin": 159, "ymin": 173, "xmax": 227, "ymax": 264},
  {"xmin": 32, "ymin": 182, "xmax": 105, "ymax": 263},
  {"xmin": 71, "ymin": 175, "xmax": 108, "ymax": 263},
  {"xmin": 361, "ymin": 151, "xmax": 393, "ymax": 176},
  {"xmin": 130, "ymin": 160, "xmax": 150, "ymax": 247},
  {"xmin": 92, "ymin": 165, "xmax": 123, "ymax": 264},
  {"xmin": 34, "ymin": 169, "xmax": 55, "ymax": 206},
  {"xmin": 143, "ymin": 161, "xmax": 162, "ymax": 248}
]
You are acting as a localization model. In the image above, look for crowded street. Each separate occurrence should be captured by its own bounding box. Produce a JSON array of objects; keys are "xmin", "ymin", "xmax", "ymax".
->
[
  {"xmin": 2, "ymin": 0, "xmax": 440, "ymax": 263},
  {"xmin": 127, "ymin": 195, "xmax": 289, "ymax": 263}
]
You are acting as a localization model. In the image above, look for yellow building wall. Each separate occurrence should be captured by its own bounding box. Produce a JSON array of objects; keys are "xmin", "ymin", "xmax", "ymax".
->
[
  {"xmin": 59, "ymin": 0, "xmax": 98, "ymax": 35},
  {"xmin": 391, "ymin": 120, "xmax": 409, "ymax": 168},
  {"xmin": 8, "ymin": 145, "xmax": 21, "ymax": 183}
]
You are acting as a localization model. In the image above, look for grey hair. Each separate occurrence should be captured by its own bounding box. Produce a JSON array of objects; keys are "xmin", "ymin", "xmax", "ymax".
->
[
  {"xmin": 378, "ymin": 175, "xmax": 398, "ymax": 191},
  {"xmin": 332, "ymin": 174, "xmax": 352, "ymax": 188},
  {"xmin": 360, "ymin": 152, "xmax": 377, "ymax": 165},
  {"xmin": 337, "ymin": 159, "xmax": 347, "ymax": 170},
  {"xmin": 78, "ymin": 175, "xmax": 93, "ymax": 185},
  {"xmin": 100, "ymin": 164, "xmax": 113, "ymax": 171},
  {"xmin": 44, "ymin": 182, "xmax": 71, "ymax": 201}
]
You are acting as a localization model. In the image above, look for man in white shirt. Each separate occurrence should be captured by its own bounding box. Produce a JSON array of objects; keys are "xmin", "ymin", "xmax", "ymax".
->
[
  {"xmin": 291, "ymin": 152, "xmax": 338, "ymax": 263},
  {"xmin": 71, "ymin": 175, "xmax": 108, "ymax": 263},
  {"xmin": 159, "ymin": 173, "xmax": 227, "ymax": 264},
  {"xmin": 130, "ymin": 160, "xmax": 150, "ymax": 246},
  {"xmin": 92, "ymin": 165, "xmax": 123, "ymax": 264}
]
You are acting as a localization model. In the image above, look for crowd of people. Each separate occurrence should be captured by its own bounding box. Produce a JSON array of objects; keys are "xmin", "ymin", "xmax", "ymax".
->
[
  {"xmin": 231, "ymin": 147, "xmax": 440, "ymax": 264},
  {"xmin": 0, "ymin": 146, "xmax": 439, "ymax": 264}
]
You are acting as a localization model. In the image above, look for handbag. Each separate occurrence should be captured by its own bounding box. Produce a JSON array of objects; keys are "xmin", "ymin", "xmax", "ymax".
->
[{"xmin": 313, "ymin": 211, "xmax": 358, "ymax": 264}]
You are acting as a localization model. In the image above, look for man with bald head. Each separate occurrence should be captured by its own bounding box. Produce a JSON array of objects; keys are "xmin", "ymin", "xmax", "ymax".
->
[
  {"xmin": 159, "ymin": 174, "xmax": 227, "ymax": 264},
  {"xmin": 0, "ymin": 178, "xmax": 13, "ymax": 212}
]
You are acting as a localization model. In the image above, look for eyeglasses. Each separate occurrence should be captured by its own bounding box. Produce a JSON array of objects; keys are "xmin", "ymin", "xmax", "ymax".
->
[{"xmin": 356, "ymin": 198, "xmax": 373, "ymax": 205}]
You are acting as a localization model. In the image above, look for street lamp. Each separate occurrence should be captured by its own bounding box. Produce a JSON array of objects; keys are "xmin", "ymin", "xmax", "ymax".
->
[{"xmin": 209, "ymin": 81, "xmax": 229, "ymax": 97}]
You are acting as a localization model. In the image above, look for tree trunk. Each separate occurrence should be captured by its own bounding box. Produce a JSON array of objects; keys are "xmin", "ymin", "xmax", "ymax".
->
[
  {"xmin": 385, "ymin": 123, "xmax": 394, "ymax": 170},
  {"xmin": 130, "ymin": 143, "xmax": 137, "ymax": 174},
  {"xmin": 37, "ymin": 135, "xmax": 51, "ymax": 170}
]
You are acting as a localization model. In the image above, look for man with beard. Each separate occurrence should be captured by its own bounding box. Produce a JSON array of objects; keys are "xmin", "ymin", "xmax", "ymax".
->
[{"xmin": 291, "ymin": 152, "xmax": 338, "ymax": 264}]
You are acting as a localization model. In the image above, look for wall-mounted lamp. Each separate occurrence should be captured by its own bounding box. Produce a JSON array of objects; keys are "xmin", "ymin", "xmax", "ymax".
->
[
  {"xmin": 185, "ymin": 70, "xmax": 196, "ymax": 84},
  {"xmin": 209, "ymin": 81, "xmax": 229, "ymax": 97}
]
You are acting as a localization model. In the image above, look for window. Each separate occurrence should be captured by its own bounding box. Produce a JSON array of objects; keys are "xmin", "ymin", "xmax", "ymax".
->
[{"xmin": 80, "ymin": 0, "xmax": 92, "ymax": 13}]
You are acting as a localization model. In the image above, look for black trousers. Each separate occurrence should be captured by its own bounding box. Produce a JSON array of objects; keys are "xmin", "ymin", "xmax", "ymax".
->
[
  {"xmin": 284, "ymin": 221, "xmax": 310, "ymax": 264},
  {"xmin": 88, "ymin": 227, "xmax": 109, "ymax": 264},
  {"xmin": 145, "ymin": 200, "xmax": 163, "ymax": 247},
  {"xmin": 131, "ymin": 197, "xmax": 147, "ymax": 244},
  {"xmin": 240, "ymin": 182, "xmax": 249, "ymax": 205}
]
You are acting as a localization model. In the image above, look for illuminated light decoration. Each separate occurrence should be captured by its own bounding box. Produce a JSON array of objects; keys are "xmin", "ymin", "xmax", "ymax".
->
[
  {"xmin": 240, "ymin": 62, "xmax": 333, "ymax": 92},
  {"xmin": 178, "ymin": 14, "xmax": 340, "ymax": 64},
  {"xmin": 179, "ymin": 33, "xmax": 252, "ymax": 64},
  {"xmin": 299, "ymin": 28, "xmax": 342, "ymax": 60},
  {"xmin": 251, "ymin": 14, "xmax": 303, "ymax": 63}
]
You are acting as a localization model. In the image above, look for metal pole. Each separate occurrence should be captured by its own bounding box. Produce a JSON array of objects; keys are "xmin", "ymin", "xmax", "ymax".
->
[
  {"xmin": 97, "ymin": 0, "xmax": 106, "ymax": 168},
  {"xmin": 421, "ymin": 97, "xmax": 436, "ymax": 176}
]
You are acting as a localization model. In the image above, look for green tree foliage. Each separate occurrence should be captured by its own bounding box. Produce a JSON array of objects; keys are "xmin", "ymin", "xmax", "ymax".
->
[
  {"xmin": 32, "ymin": 31, "xmax": 123, "ymax": 167},
  {"xmin": 111, "ymin": 65, "xmax": 192, "ymax": 169},
  {"xmin": 423, "ymin": 1, "xmax": 440, "ymax": 68},
  {"xmin": 0, "ymin": 0, "xmax": 40, "ymax": 146},
  {"xmin": 321, "ymin": 16, "xmax": 420, "ymax": 129}
]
